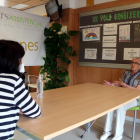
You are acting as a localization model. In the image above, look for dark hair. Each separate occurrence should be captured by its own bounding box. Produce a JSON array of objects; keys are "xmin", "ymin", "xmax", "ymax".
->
[{"xmin": 0, "ymin": 40, "xmax": 25, "ymax": 77}]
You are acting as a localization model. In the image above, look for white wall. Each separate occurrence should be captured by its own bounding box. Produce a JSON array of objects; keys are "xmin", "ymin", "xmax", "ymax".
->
[
  {"xmin": 23, "ymin": 0, "xmax": 117, "ymax": 16},
  {"xmin": 58, "ymin": 0, "xmax": 69, "ymax": 9},
  {"xmin": 72, "ymin": 0, "xmax": 86, "ymax": 9},
  {"xmin": 70, "ymin": 0, "xmax": 117, "ymax": 9}
]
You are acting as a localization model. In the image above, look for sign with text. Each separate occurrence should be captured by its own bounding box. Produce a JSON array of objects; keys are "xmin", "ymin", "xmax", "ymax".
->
[
  {"xmin": 102, "ymin": 36, "xmax": 116, "ymax": 47},
  {"xmin": 0, "ymin": 6, "xmax": 50, "ymax": 66},
  {"xmin": 103, "ymin": 23, "xmax": 117, "ymax": 35}
]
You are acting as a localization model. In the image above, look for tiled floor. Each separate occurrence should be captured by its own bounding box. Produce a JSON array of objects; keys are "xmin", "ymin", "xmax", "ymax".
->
[{"xmin": 14, "ymin": 115, "xmax": 140, "ymax": 140}]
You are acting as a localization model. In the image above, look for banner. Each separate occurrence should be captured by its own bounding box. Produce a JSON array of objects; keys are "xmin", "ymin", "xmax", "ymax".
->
[{"xmin": 0, "ymin": 6, "xmax": 50, "ymax": 66}]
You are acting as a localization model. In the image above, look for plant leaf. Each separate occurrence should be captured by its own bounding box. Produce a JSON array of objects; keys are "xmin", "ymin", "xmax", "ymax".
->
[
  {"xmin": 66, "ymin": 46, "xmax": 72, "ymax": 53},
  {"xmin": 68, "ymin": 31, "xmax": 79, "ymax": 36},
  {"xmin": 51, "ymin": 23, "xmax": 62, "ymax": 32},
  {"xmin": 67, "ymin": 60, "xmax": 71, "ymax": 65},
  {"xmin": 65, "ymin": 76, "xmax": 70, "ymax": 83},
  {"xmin": 62, "ymin": 57, "xmax": 67, "ymax": 63}
]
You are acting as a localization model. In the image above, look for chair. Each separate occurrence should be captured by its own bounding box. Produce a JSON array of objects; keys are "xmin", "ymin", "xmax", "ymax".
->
[
  {"xmin": 27, "ymin": 74, "xmax": 48, "ymax": 92},
  {"xmin": 27, "ymin": 75, "xmax": 38, "ymax": 91},
  {"xmin": 128, "ymin": 98, "xmax": 140, "ymax": 140}
]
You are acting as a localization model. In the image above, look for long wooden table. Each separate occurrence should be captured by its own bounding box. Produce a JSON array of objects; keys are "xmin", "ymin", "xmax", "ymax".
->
[{"xmin": 17, "ymin": 83, "xmax": 140, "ymax": 140}]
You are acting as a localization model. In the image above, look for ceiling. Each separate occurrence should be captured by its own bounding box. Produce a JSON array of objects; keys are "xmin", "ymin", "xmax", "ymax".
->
[{"xmin": 0, "ymin": 0, "xmax": 50, "ymax": 11}]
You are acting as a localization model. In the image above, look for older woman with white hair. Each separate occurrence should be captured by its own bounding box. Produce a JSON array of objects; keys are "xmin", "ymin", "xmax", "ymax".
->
[{"xmin": 100, "ymin": 57, "xmax": 140, "ymax": 140}]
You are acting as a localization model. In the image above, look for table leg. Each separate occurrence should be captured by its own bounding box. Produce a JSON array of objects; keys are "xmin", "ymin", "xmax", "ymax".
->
[{"xmin": 86, "ymin": 122, "xmax": 90, "ymax": 132}]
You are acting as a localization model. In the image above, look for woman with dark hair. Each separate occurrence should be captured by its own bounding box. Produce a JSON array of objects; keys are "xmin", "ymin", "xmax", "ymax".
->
[{"xmin": 0, "ymin": 40, "xmax": 41, "ymax": 140}]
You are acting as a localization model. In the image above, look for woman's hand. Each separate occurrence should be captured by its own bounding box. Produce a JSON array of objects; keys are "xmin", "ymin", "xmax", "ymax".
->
[
  {"xmin": 119, "ymin": 78, "xmax": 126, "ymax": 87},
  {"xmin": 112, "ymin": 81, "xmax": 121, "ymax": 87},
  {"xmin": 103, "ymin": 80, "xmax": 112, "ymax": 86}
]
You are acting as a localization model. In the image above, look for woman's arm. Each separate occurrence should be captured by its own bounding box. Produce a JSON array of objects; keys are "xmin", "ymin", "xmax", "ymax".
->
[
  {"xmin": 103, "ymin": 80, "xmax": 112, "ymax": 86},
  {"xmin": 103, "ymin": 80, "xmax": 120, "ymax": 87},
  {"xmin": 119, "ymin": 78, "xmax": 140, "ymax": 90},
  {"xmin": 14, "ymin": 78, "xmax": 41, "ymax": 118}
]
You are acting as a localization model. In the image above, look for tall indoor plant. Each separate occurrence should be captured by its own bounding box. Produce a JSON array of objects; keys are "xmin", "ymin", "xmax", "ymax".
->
[{"xmin": 39, "ymin": 23, "xmax": 78, "ymax": 90}]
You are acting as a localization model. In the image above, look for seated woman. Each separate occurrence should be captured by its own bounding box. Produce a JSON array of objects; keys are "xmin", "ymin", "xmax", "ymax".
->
[
  {"xmin": 0, "ymin": 40, "xmax": 41, "ymax": 140},
  {"xmin": 100, "ymin": 57, "xmax": 140, "ymax": 140}
]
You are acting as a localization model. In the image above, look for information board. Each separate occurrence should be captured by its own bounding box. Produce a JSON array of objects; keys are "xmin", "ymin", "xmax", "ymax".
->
[{"xmin": 79, "ymin": 3, "xmax": 140, "ymax": 69}]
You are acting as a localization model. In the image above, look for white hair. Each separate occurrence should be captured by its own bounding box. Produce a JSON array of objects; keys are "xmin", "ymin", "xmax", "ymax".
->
[{"xmin": 132, "ymin": 57, "xmax": 140, "ymax": 63}]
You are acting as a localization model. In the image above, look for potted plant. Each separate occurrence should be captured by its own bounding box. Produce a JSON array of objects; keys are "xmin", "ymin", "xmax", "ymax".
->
[{"xmin": 39, "ymin": 23, "xmax": 78, "ymax": 90}]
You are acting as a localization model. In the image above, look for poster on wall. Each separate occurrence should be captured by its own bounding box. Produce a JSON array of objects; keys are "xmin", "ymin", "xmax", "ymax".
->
[
  {"xmin": 103, "ymin": 23, "xmax": 117, "ymax": 35},
  {"xmin": 0, "ymin": 6, "xmax": 50, "ymax": 66},
  {"xmin": 123, "ymin": 48, "xmax": 140, "ymax": 60},
  {"xmin": 102, "ymin": 49, "xmax": 116, "ymax": 60},
  {"xmin": 102, "ymin": 36, "xmax": 116, "ymax": 47},
  {"xmin": 85, "ymin": 48, "xmax": 97, "ymax": 59},
  {"xmin": 82, "ymin": 27, "xmax": 100, "ymax": 41},
  {"xmin": 119, "ymin": 25, "xmax": 130, "ymax": 42},
  {"xmin": 134, "ymin": 23, "xmax": 140, "ymax": 42}
]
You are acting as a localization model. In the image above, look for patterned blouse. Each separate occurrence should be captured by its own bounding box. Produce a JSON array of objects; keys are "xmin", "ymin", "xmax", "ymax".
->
[{"xmin": 121, "ymin": 70, "xmax": 140, "ymax": 87}]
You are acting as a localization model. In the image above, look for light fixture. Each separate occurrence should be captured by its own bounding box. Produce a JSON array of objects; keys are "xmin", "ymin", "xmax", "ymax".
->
[{"xmin": 11, "ymin": 4, "xmax": 29, "ymax": 9}]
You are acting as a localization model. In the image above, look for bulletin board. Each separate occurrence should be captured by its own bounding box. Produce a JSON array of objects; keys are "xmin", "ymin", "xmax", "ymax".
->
[{"xmin": 79, "ymin": 3, "xmax": 140, "ymax": 69}]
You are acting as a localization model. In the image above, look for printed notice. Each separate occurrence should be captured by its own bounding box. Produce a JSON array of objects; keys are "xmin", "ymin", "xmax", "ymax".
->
[
  {"xmin": 103, "ymin": 23, "xmax": 117, "ymax": 35},
  {"xmin": 119, "ymin": 25, "xmax": 130, "ymax": 42},
  {"xmin": 134, "ymin": 23, "xmax": 140, "ymax": 42},
  {"xmin": 123, "ymin": 48, "xmax": 140, "ymax": 60},
  {"xmin": 103, "ymin": 36, "xmax": 116, "ymax": 47},
  {"xmin": 85, "ymin": 48, "xmax": 97, "ymax": 59},
  {"xmin": 102, "ymin": 49, "xmax": 116, "ymax": 60},
  {"xmin": 82, "ymin": 27, "xmax": 100, "ymax": 41}
]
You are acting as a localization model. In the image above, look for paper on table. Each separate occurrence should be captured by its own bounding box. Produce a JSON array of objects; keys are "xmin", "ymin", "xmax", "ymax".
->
[
  {"xmin": 123, "ymin": 48, "xmax": 140, "ymax": 60},
  {"xmin": 85, "ymin": 48, "xmax": 97, "ymax": 59},
  {"xmin": 103, "ymin": 23, "xmax": 117, "ymax": 35},
  {"xmin": 102, "ymin": 36, "xmax": 116, "ymax": 47},
  {"xmin": 102, "ymin": 49, "xmax": 116, "ymax": 60}
]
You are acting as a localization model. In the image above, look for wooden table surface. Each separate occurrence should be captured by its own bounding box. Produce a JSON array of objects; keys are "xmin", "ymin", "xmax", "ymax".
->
[{"xmin": 17, "ymin": 83, "xmax": 140, "ymax": 140}]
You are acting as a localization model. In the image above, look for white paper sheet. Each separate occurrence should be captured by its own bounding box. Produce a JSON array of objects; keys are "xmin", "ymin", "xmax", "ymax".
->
[
  {"xmin": 83, "ymin": 27, "xmax": 100, "ymax": 41},
  {"xmin": 85, "ymin": 48, "xmax": 97, "ymax": 59},
  {"xmin": 102, "ymin": 36, "xmax": 116, "ymax": 47},
  {"xmin": 102, "ymin": 49, "xmax": 116, "ymax": 60},
  {"xmin": 103, "ymin": 23, "xmax": 117, "ymax": 35},
  {"xmin": 123, "ymin": 48, "xmax": 140, "ymax": 60},
  {"xmin": 119, "ymin": 25, "xmax": 130, "ymax": 42}
]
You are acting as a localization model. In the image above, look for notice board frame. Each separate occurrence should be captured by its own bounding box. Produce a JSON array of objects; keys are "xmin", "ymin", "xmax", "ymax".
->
[{"xmin": 79, "ymin": 3, "xmax": 140, "ymax": 69}]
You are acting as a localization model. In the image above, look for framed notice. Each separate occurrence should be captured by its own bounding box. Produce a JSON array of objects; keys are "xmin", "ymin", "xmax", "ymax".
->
[
  {"xmin": 82, "ymin": 27, "xmax": 100, "ymax": 41},
  {"xmin": 119, "ymin": 25, "xmax": 130, "ymax": 42},
  {"xmin": 103, "ymin": 23, "xmax": 117, "ymax": 35},
  {"xmin": 102, "ymin": 36, "xmax": 116, "ymax": 47},
  {"xmin": 85, "ymin": 48, "xmax": 97, "ymax": 59}
]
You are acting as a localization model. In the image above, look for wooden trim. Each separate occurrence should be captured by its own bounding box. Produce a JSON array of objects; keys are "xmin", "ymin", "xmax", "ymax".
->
[{"xmin": 87, "ymin": 0, "xmax": 94, "ymax": 6}]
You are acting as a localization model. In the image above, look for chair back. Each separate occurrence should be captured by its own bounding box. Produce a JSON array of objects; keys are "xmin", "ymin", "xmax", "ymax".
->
[{"xmin": 28, "ymin": 75, "xmax": 38, "ymax": 84}]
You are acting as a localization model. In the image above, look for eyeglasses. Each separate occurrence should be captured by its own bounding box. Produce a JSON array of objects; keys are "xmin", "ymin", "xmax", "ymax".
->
[{"xmin": 131, "ymin": 61, "xmax": 140, "ymax": 65}]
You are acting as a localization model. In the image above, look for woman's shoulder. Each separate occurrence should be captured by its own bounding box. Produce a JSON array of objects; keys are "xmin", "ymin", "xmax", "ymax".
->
[{"xmin": 0, "ymin": 73, "xmax": 20, "ymax": 81}]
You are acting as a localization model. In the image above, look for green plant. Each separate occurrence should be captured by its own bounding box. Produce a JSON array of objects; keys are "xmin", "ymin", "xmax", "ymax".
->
[{"xmin": 39, "ymin": 23, "xmax": 78, "ymax": 90}]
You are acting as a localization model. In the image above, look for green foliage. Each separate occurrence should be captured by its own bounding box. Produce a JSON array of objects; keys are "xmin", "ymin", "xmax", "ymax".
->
[{"xmin": 40, "ymin": 23, "xmax": 78, "ymax": 90}]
